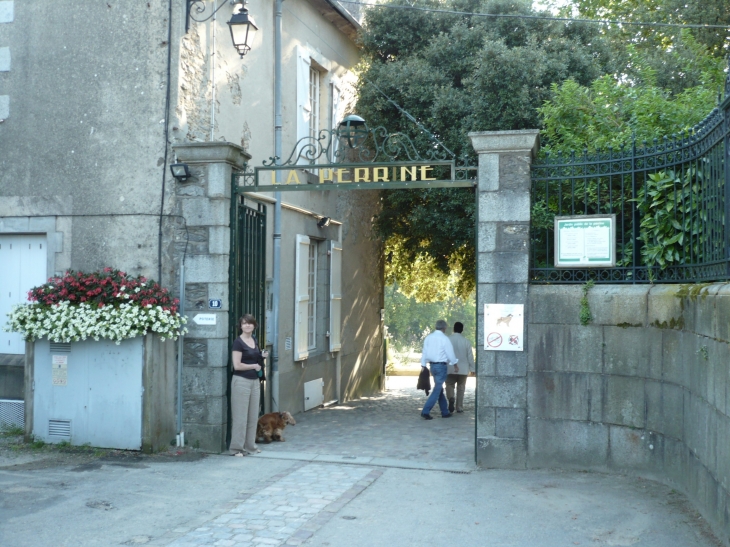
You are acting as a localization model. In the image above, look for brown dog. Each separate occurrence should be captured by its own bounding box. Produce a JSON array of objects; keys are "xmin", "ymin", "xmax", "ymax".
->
[{"xmin": 256, "ymin": 411, "xmax": 296, "ymax": 443}]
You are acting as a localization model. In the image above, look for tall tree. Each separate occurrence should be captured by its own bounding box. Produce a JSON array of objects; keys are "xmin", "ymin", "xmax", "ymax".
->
[{"xmin": 357, "ymin": 0, "xmax": 615, "ymax": 299}]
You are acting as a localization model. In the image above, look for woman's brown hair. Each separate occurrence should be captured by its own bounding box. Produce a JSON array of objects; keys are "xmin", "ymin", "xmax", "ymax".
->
[{"xmin": 238, "ymin": 314, "xmax": 257, "ymax": 332}]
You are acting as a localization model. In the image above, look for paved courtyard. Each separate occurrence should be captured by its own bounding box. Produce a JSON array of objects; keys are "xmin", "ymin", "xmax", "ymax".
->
[{"xmin": 0, "ymin": 376, "xmax": 722, "ymax": 546}]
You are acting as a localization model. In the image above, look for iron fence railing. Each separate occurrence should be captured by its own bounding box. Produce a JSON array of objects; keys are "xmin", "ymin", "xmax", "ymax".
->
[{"xmin": 530, "ymin": 92, "xmax": 730, "ymax": 284}]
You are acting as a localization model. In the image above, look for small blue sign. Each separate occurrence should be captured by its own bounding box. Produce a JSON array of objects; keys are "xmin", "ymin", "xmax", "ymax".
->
[{"xmin": 208, "ymin": 299, "xmax": 222, "ymax": 309}]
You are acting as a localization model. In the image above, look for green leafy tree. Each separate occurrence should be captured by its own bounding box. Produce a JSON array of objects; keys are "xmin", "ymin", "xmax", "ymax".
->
[{"xmin": 357, "ymin": 0, "xmax": 615, "ymax": 299}]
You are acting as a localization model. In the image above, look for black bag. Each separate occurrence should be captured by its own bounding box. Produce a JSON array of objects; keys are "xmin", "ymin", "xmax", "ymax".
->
[
  {"xmin": 254, "ymin": 335, "xmax": 266, "ymax": 382},
  {"xmin": 417, "ymin": 366, "xmax": 431, "ymax": 395}
]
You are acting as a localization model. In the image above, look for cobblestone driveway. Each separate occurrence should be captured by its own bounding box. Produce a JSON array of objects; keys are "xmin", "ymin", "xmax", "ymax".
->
[{"xmin": 256, "ymin": 376, "xmax": 476, "ymax": 469}]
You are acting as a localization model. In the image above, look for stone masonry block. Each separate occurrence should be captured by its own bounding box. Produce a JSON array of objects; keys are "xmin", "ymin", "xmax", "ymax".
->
[
  {"xmin": 209, "ymin": 226, "xmax": 230, "ymax": 255},
  {"xmin": 645, "ymin": 380, "xmax": 662, "ymax": 433},
  {"xmin": 481, "ymin": 376, "xmax": 526, "ymax": 408},
  {"xmin": 479, "ymin": 190, "xmax": 530, "ymax": 223},
  {"xmin": 527, "ymin": 371, "xmax": 602, "ymax": 422},
  {"xmin": 496, "ymin": 351, "xmax": 527, "ymax": 377},
  {"xmin": 588, "ymin": 285, "xmax": 648, "ymax": 326},
  {"xmin": 495, "ymin": 223, "xmax": 529, "ymax": 253},
  {"xmin": 181, "ymin": 197, "xmax": 229, "ymax": 227},
  {"xmin": 207, "ymin": 338, "xmax": 230, "ymax": 368},
  {"xmin": 688, "ymin": 337, "xmax": 709, "ymax": 402},
  {"xmin": 608, "ymin": 426, "xmax": 663, "ymax": 473},
  {"xmin": 185, "ymin": 255, "xmax": 230, "ymax": 283},
  {"xmin": 499, "ymin": 154, "xmax": 531, "ymax": 190},
  {"xmin": 182, "ymin": 422, "xmax": 226, "ymax": 452},
  {"xmin": 662, "ymin": 330, "xmax": 693, "ymax": 388},
  {"xmin": 693, "ymin": 284, "xmax": 722, "ymax": 341},
  {"xmin": 183, "ymin": 395, "xmax": 227, "ymax": 425},
  {"xmin": 708, "ymin": 340, "xmax": 729, "ymax": 416},
  {"xmin": 477, "ymin": 284, "xmax": 497, "ymax": 312},
  {"xmin": 183, "ymin": 365, "xmax": 228, "ymax": 398},
  {"xmin": 478, "ymin": 252, "xmax": 528, "ymax": 284},
  {"xmin": 185, "ymin": 283, "xmax": 208, "ymax": 311},
  {"xmin": 647, "ymin": 285, "xmax": 685, "ymax": 331},
  {"xmin": 476, "ymin": 348, "xmax": 496, "ymax": 376},
  {"xmin": 603, "ymin": 376, "xmax": 645, "ymax": 428},
  {"xmin": 661, "ymin": 382, "xmax": 685, "ymax": 440},
  {"xmin": 604, "ymin": 326, "xmax": 662, "ymax": 380},
  {"xmin": 527, "ymin": 419, "xmax": 609, "ymax": 469},
  {"xmin": 183, "ymin": 338, "xmax": 208, "ymax": 367},
  {"xmin": 207, "ymin": 162, "xmax": 232, "ymax": 198},
  {"xmin": 714, "ymin": 284, "xmax": 730, "ymax": 343},
  {"xmin": 477, "ymin": 406, "xmax": 496, "ymax": 437},
  {"xmin": 528, "ymin": 323, "xmax": 603, "ymax": 374},
  {"xmin": 0, "ymin": 217, "xmax": 30, "ymax": 232},
  {"xmin": 478, "ymin": 222, "xmax": 497, "ymax": 253},
  {"xmin": 476, "ymin": 437, "xmax": 526, "ymax": 469},
  {"xmin": 477, "ymin": 153, "xmax": 499, "ymax": 192},
  {"xmin": 529, "ymin": 285, "xmax": 583, "ymax": 325},
  {"xmin": 497, "ymin": 283, "xmax": 528, "ymax": 304},
  {"xmin": 496, "ymin": 408, "xmax": 526, "ymax": 439},
  {"xmin": 183, "ymin": 226, "xmax": 209, "ymax": 255},
  {"xmin": 207, "ymin": 283, "xmax": 229, "ymax": 311}
]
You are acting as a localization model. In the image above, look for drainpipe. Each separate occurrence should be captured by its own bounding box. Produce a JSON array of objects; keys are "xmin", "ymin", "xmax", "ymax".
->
[
  {"xmin": 270, "ymin": 0, "xmax": 284, "ymax": 412},
  {"xmin": 176, "ymin": 259, "xmax": 185, "ymax": 447}
]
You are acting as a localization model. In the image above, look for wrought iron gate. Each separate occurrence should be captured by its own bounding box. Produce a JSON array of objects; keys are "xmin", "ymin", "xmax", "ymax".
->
[{"xmin": 227, "ymin": 197, "xmax": 267, "ymax": 444}]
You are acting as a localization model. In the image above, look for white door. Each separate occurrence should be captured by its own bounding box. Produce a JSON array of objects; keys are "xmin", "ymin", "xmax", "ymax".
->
[{"xmin": 0, "ymin": 235, "xmax": 47, "ymax": 354}]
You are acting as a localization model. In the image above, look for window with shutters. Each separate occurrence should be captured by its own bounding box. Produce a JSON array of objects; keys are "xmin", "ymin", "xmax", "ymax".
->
[
  {"xmin": 307, "ymin": 241, "xmax": 317, "ymax": 349},
  {"xmin": 309, "ymin": 66, "xmax": 320, "ymax": 142}
]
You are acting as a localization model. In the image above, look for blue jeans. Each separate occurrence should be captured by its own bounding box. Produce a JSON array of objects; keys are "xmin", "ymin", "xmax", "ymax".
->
[{"xmin": 422, "ymin": 363, "xmax": 449, "ymax": 417}]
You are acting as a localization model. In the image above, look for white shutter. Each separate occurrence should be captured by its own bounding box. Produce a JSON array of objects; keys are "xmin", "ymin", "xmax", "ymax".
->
[
  {"xmin": 296, "ymin": 46, "xmax": 311, "ymax": 149},
  {"xmin": 0, "ymin": 235, "xmax": 47, "ymax": 354},
  {"xmin": 330, "ymin": 81, "xmax": 344, "ymax": 162},
  {"xmin": 329, "ymin": 240, "xmax": 342, "ymax": 352},
  {"xmin": 294, "ymin": 235, "xmax": 311, "ymax": 361}
]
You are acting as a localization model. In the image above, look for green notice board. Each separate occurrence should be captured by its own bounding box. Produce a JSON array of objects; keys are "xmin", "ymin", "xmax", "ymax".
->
[{"xmin": 554, "ymin": 215, "xmax": 616, "ymax": 268}]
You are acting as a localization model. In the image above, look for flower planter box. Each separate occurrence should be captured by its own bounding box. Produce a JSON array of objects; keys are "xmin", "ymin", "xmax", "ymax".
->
[{"xmin": 24, "ymin": 334, "xmax": 176, "ymax": 452}]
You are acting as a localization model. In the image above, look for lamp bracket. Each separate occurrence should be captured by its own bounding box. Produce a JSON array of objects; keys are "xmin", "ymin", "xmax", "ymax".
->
[{"xmin": 186, "ymin": 0, "xmax": 230, "ymax": 33}]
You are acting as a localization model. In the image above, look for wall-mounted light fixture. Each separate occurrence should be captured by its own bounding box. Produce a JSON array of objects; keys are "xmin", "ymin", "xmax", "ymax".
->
[
  {"xmin": 317, "ymin": 217, "xmax": 331, "ymax": 228},
  {"xmin": 185, "ymin": 1, "xmax": 258, "ymax": 57},
  {"xmin": 170, "ymin": 163, "xmax": 192, "ymax": 182}
]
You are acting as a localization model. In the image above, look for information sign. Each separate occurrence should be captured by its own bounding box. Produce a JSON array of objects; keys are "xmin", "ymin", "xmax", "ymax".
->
[
  {"xmin": 52, "ymin": 357, "xmax": 68, "ymax": 386},
  {"xmin": 484, "ymin": 304, "xmax": 524, "ymax": 352},
  {"xmin": 555, "ymin": 215, "xmax": 616, "ymax": 268}
]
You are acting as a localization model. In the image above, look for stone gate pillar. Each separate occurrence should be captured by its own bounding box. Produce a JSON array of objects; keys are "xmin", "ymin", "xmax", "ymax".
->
[
  {"xmin": 469, "ymin": 130, "xmax": 539, "ymax": 468},
  {"xmin": 172, "ymin": 142, "xmax": 250, "ymax": 452}
]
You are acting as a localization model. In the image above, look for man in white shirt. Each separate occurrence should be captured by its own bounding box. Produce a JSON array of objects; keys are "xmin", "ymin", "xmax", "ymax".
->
[
  {"xmin": 420, "ymin": 319, "xmax": 458, "ymax": 420},
  {"xmin": 447, "ymin": 321, "xmax": 475, "ymax": 413}
]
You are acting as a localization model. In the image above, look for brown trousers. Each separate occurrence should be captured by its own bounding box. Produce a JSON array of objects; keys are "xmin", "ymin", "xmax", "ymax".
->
[
  {"xmin": 229, "ymin": 375, "xmax": 260, "ymax": 453},
  {"xmin": 445, "ymin": 374, "xmax": 468, "ymax": 411}
]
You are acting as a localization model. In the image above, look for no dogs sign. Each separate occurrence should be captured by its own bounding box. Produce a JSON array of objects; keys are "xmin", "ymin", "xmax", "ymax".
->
[{"xmin": 484, "ymin": 304, "xmax": 524, "ymax": 352}]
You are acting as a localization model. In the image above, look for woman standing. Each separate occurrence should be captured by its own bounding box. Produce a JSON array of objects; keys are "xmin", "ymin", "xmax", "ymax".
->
[{"xmin": 229, "ymin": 314, "xmax": 269, "ymax": 456}]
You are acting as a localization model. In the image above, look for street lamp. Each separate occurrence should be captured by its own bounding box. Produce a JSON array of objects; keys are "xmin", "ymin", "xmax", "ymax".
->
[
  {"xmin": 185, "ymin": 1, "xmax": 258, "ymax": 58},
  {"xmin": 338, "ymin": 114, "xmax": 367, "ymax": 148},
  {"xmin": 228, "ymin": 2, "xmax": 258, "ymax": 57}
]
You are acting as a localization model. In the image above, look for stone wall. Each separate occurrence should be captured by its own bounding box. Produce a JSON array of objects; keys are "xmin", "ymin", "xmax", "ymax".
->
[
  {"xmin": 470, "ymin": 129, "xmax": 730, "ymax": 546},
  {"xmin": 528, "ymin": 284, "xmax": 730, "ymax": 545}
]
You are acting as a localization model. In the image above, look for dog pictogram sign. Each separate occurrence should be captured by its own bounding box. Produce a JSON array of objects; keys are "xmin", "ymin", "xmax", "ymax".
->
[{"xmin": 484, "ymin": 304, "xmax": 524, "ymax": 352}]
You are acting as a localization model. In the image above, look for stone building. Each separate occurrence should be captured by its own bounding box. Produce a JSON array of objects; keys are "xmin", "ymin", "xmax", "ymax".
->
[{"xmin": 0, "ymin": 0, "xmax": 383, "ymax": 451}]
